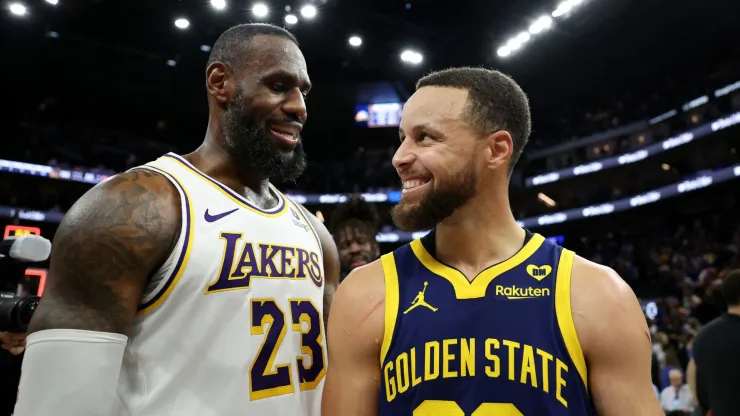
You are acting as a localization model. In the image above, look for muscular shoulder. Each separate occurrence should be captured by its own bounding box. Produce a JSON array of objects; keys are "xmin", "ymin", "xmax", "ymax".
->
[
  {"xmin": 30, "ymin": 169, "xmax": 182, "ymax": 334},
  {"xmin": 327, "ymin": 260, "xmax": 386, "ymax": 350},
  {"xmin": 569, "ymin": 255, "xmax": 649, "ymax": 356},
  {"xmin": 65, "ymin": 168, "xmax": 182, "ymax": 253}
]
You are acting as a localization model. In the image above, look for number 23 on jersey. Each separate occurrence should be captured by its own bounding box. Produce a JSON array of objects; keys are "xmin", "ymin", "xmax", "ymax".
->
[{"xmin": 250, "ymin": 298, "xmax": 326, "ymax": 400}]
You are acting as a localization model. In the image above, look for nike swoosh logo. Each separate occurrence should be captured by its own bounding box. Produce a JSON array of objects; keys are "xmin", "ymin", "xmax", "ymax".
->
[{"xmin": 204, "ymin": 208, "xmax": 239, "ymax": 223}]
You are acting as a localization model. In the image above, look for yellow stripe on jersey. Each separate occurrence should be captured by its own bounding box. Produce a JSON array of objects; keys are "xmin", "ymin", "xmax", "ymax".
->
[
  {"xmin": 136, "ymin": 165, "xmax": 195, "ymax": 316},
  {"xmin": 554, "ymin": 248, "xmax": 588, "ymax": 389},
  {"xmin": 380, "ymin": 253, "xmax": 400, "ymax": 365},
  {"xmin": 409, "ymin": 234, "xmax": 546, "ymax": 299}
]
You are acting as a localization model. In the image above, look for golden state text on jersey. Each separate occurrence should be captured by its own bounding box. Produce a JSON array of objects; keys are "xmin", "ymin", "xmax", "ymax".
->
[
  {"xmin": 115, "ymin": 153, "xmax": 326, "ymax": 416},
  {"xmin": 378, "ymin": 231, "xmax": 595, "ymax": 416}
]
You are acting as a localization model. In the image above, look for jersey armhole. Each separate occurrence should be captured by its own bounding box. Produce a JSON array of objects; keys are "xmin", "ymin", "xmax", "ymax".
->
[
  {"xmin": 380, "ymin": 253, "xmax": 400, "ymax": 366},
  {"xmin": 554, "ymin": 248, "xmax": 589, "ymax": 389},
  {"xmin": 287, "ymin": 197, "xmax": 323, "ymax": 258},
  {"xmin": 133, "ymin": 165, "xmax": 195, "ymax": 316}
]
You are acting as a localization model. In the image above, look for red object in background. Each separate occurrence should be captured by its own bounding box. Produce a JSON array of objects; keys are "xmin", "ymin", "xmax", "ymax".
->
[
  {"xmin": 3, "ymin": 225, "xmax": 41, "ymax": 239},
  {"xmin": 25, "ymin": 268, "xmax": 47, "ymax": 296}
]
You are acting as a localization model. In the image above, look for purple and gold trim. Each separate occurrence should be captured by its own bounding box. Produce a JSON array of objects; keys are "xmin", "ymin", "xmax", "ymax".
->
[
  {"xmin": 137, "ymin": 165, "xmax": 194, "ymax": 315},
  {"xmin": 284, "ymin": 197, "xmax": 325, "ymax": 288},
  {"xmin": 164, "ymin": 153, "xmax": 288, "ymax": 217}
]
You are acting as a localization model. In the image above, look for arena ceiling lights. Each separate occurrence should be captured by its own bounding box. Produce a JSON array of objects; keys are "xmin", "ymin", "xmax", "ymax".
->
[{"xmin": 497, "ymin": 0, "xmax": 589, "ymax": 58}]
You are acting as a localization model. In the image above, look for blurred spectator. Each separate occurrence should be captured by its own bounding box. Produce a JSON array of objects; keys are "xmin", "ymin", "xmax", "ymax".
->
[
  {"xmin": 659, "ymin": 368, "xmax": 694, "ymax": 414},
  {"xmin": 328, "ymin": 196, "xmax": 381, "ymax": 281},
  {"xmin": 690, "ymin": 268, "xmax": 740, "ymax": 416}
]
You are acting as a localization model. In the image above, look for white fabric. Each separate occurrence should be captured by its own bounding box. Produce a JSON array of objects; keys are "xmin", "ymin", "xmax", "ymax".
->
[
  {"xmin": 659, "ymin": 384, "xmax": 694, "ymax": 412},
  {"xmin": 117, "ymin": 154, "xmax": 326, "ymax": 416},
  {"xmin": 14, "ymin": 329, "xmax": 128, "ymax": 416}
]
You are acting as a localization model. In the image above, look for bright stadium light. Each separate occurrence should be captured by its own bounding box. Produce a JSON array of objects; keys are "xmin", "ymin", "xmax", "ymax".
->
[
  {"xmin": 284, "ymin": 14, "xmax": 298, "ymax": 25},
  {"xmin": 9, "ymin": 3, "xmax": 27, "ymax": 16},
  {"xmin": 200, "ymin": 45, "xmax": 212, "ymax": 52},
  {"xmin": 166, "ymin": 60, "xmax": 177, "ymax": 67},
  {"xmin": 552, "ymin": 0, "xmax": 576, "ymax": 17},
  {"xmin": 400, "ymin": 50, "xmax": 423, "ymax": 65},
  {"xmin": 252, "ymin": 3, "xmax": 268, "ymax": 18},
  {"xmin": 300, "ymin": 4, "xmax": 317, "ymax": 19},
  {"xmin": 210, "ymin": 0, "xmax": 226, "ymax": 10},
  {"xmin": 174, "ymin": 18, "xmax": 190, "ymax": 29},
  {"xmin": 349, "ymin": 36, "xmax": 362, "ymax": 47},
  {"xmin": 529, "ymin": 15, "xmax": 553, "ymax": 34},
  {"xmin": 497, "ymin": 46, "xmax": 512, "ymax": 57},
  {"xmin": 45, "ymin": 0, "xmax": 58, "ymax": 5},
  {"xmin": 505, "ymin": 31, "xmax": 531, "ymax": 52}
]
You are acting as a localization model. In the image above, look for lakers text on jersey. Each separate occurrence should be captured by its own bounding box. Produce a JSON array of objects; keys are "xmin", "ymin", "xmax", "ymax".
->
[
  {"xmin": 378, "ymin": 231, "xmax": 595, "ymax": 416},
  {"xmin": 115, "ymin": 153, "xmax": 326, "ymax": 416}
]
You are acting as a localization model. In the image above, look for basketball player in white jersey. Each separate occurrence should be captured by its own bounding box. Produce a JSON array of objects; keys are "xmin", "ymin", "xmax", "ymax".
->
[{"xmin": 14, "ymin": 23, "xmax": 339, "ymax": 416}]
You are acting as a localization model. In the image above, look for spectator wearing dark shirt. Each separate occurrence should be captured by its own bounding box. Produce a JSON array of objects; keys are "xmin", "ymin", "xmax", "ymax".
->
[{"xmin": 689, "ymin": 268, "xmax": 740, "ymax": 416}]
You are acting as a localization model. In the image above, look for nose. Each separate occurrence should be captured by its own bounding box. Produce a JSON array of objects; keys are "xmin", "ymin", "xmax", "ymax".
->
[
  {"xmin": 348, "ymin": 241, "xmax": 363, "ymax": 253},
  {"xmin": 283, "ymin": 88, "xmax": 308, "ymax": 124},
  {"xmin": 392, "ymin": 140, "xmax": 416, "ymax": 172}
]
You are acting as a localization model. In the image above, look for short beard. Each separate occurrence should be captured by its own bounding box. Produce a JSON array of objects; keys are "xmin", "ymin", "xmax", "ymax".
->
[
  {"xmin": 391, "ymin": 163, "xmax": 478, "ymax": 232},
  {"xmin": 221, "ymin": 87, "xmax": 307, "ymax": 183}
]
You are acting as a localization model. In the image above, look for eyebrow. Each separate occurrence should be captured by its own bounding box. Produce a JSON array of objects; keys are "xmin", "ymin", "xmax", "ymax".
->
[
  {"xmin": 399, "ymin": 123, "xmax": 445, "ymax": 138},
  {"xmin": 262, "ymin": 69, "xmax": 312, "ymax": 92}
]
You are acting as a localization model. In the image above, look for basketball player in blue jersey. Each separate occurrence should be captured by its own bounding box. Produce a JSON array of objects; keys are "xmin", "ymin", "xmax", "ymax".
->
[
  {"xmin": 15, "ymin": 24, "xmax": 339, "ymax": 415},
  {"xmin": 322, "ymin": 67, "xmax": 662, "ymax": 415}
]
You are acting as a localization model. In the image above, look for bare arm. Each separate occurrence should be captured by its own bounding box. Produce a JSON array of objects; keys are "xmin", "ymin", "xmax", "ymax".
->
[
  {"xmin": 300, "ymin": 205, "xmax": 340, "ymax": 325},
  {"xmin": 571, "ymin": 257, "xmax": 663, "ymax": 416},
  {"xmin": 29, "ymin": 169, "xmax": 181, "ymax": 336},
  {"xmin": 322, "ymin": 262, "xmax": 385, "ymax": 416},
  {"xmin": 686, "ymin": 358, "xmax": 698, "ymax": 406}
]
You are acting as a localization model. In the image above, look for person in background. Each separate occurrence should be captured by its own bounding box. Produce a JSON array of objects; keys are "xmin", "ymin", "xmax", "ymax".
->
[
  {"xmin": 689, "ymin": 268, "xmax": 740, "ymax": 416},
  {"xmin": 659, "ymin": 368, "xmax": 694, "ymax": 414},
  {"xmin": 328, "ymin": 196, "xmax": 380, "ymax": 281}
]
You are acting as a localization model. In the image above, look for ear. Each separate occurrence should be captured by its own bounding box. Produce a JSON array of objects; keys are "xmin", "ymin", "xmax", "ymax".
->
[
  {"xmin": 483, "ymin": 130, "xmax": 514, "ymax": 171},
  {"xmin": 206, "ymin": 61, "xmax": 234, "ymax": 105}
]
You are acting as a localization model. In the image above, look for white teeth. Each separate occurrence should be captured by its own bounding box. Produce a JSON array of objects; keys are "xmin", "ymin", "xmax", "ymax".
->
[
  {"xmin": 402, "ymin": 179, "xmax": 428, "ymax": 190},
  {"xmin": 271, "ymin": 129, "xmax": 296, "ymax": 140}
]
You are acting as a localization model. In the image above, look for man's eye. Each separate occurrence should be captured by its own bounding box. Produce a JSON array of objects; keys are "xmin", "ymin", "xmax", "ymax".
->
[{"xmin": 270, "ymin": 83, "xmax": 288, "ymax": 92}]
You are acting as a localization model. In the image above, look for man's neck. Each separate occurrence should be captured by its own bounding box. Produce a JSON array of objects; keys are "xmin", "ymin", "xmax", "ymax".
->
[
  {"xmin": 727, "ymin": 305, "xmax": 740, "ymax": 316},
  {"xmin": 434, "ymin": 191, "xmax": 524, "ymax": 280},
  {"xmin": 188, "ymin": 137, "xmax": 272, "ymax": 199}
]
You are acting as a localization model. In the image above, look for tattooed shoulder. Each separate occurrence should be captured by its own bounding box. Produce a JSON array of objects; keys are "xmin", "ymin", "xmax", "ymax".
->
[{"xmin": 29, "ymin": 169, "xmax": 182, "ymax": 335}]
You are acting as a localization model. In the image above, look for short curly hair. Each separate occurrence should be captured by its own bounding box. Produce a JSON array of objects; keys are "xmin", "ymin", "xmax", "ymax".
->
[{"xmin": 329, "ymin": 196, "xmax": 380, "ymax": 238}]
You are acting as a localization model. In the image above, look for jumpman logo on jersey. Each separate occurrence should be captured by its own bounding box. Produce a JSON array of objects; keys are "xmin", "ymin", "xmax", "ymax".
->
[{"xmin": 403, "ymin": 281, "xmax": 438, "ymax": 314}]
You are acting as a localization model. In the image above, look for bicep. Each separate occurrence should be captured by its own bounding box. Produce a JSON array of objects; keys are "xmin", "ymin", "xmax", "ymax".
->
[
  {"xmin": 582, "ymin": 272, "xmax": 663, "ymax": 415},
  {"xmin": 29, "ymin": 170, "xmax": 180, "ymax": 336},
  {"xmin": 322, "ymin": 268, "xmax": 383, "ymax": 416}
]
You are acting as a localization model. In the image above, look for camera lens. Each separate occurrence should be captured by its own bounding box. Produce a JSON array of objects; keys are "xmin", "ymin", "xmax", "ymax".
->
[{"xmin": 0, "ymin": 295, "xmax": 40, "ymax": 333}]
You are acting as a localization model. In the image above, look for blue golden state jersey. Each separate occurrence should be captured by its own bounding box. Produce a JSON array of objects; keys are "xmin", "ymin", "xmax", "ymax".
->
[{"xmin": 378, "ymin": 230, "xmax": 594, "ymax": 416}]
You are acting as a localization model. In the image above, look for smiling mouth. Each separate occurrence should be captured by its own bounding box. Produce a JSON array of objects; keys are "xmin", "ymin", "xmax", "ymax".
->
[
  {"xmin": 269, "ymin": 126, "xmax": 299, "ymax": 147},
  {"xmin": 401, "ymin": 178, "xmax": 432, "ymax": 193}
]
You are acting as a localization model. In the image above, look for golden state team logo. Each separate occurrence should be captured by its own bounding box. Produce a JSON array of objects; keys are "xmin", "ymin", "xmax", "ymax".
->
[
  {"xmin": 526, "ymin": 264, "xmax": 552, "ymax": 281},
  {"xmin": 403, "ymin": 281, "xmax": 438, "ymax": 314}
]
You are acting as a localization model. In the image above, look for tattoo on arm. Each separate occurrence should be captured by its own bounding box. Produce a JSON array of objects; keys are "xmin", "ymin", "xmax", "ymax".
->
[{"xmin": 29, "ymin": 170, "xmax": 181, "ymax": 336}]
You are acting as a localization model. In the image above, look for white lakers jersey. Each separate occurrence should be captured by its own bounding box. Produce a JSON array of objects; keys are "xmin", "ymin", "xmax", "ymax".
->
[{"xmin": 115, "ymin": 153, "xmax": 326, "ymax": 416}]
